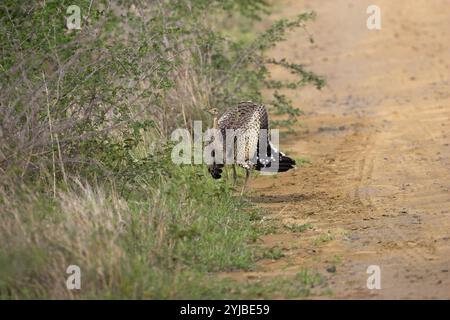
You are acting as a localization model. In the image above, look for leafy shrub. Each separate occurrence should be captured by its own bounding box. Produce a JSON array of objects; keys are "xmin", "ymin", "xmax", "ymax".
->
[{"xmin": 0, "ymin": 0, "xmax": 323, "ymax": 183}]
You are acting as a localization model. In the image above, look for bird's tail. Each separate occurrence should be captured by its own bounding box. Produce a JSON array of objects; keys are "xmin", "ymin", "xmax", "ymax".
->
[
  {"xmin": 254, "ymin": 141, "xmax": 296, "ymax": 173},
  {"xmin": 208, "ymin": 163, "xmax": 223, "ymax": 179},
  {"xmin": 275, "ymin": 154, "xmax": 296, "ymax": 172},
  {"xmin": 208, "ymin": 147, "xmax": 224, "ymax": 179}
]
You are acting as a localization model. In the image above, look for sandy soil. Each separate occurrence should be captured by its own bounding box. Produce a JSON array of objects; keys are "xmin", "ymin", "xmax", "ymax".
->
[{"xmin": 232, "ymin": 0, "xmax": 450, "ymax": 299}]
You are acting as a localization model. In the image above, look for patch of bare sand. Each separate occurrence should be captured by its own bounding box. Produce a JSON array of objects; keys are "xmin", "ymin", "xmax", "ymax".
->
[{"xmin": 225, "ymin": 0, "xmax": 450, "ymax": 299}]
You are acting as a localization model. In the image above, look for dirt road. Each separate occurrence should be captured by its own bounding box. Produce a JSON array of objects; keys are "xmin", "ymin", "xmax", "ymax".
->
[{"xmin": 243, "ymin": 0, "xmax": 450, "ymax": 299}]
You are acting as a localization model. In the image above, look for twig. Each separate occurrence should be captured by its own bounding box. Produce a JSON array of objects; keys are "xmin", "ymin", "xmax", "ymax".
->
[{"xmin": 42, "ymin": 72, "xmax": 56, "ymax": 198}]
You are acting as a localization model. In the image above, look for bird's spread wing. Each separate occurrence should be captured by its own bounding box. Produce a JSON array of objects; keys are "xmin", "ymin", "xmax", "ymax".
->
[
  {"xmin": 216, "ymin": 101, "xmax": 268, "ymax": 168},
  {"xmin": 218, "ymin": 101, "xmax": 268, "ymax": 131},
  {"xmin": 208, "ymin": 101, "xmax": 295, "ymax": 178}
]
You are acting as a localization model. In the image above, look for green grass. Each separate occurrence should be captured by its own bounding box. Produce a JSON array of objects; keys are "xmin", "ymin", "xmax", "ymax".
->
[
  {"xmin": 261, "ymin": 246, "xmax": 285, "ymax": 260},
  {"xmin": 296, "ymin": 157, "xmax": 312, "ymax": 166},
  {"xmin": 96, "ymin": 269, "xmax": 329, "ymax": 299},
  {"xmin": 216, "ymin": 269, "xmax": 329, "ymax": 299},
  {"xmin": 0, "ymin": 167, "xmax": 331, "ymax": 299},
  {"xmin": 312, "ymin": 232, "xmax": 334, "ymax": 245},
  {"xmin": 0, "ymin": 167, "xmax": 326, "ymax": 299},
  {"xmin": 0, "ymin": 165, "xmax": 332, "ymax": 299},
  {"xmin": 0, "ymin": 166, "xmax": 262, "ymax": 299},
  {"xmin": 284, "ymin": 223, "xmax": 312, "ymax": 233}
]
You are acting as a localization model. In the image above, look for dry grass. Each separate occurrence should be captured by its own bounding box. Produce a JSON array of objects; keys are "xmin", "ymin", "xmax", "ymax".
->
[
  {"xmin": 0, "ymin": 171, "xmax": 262, "ymax": 299},
  {"xmin": 0, "ymin": 182, "xmax": 127, "ymax": 298}
]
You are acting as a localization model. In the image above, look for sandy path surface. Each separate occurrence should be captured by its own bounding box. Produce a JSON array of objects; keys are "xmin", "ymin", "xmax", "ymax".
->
[{"xmin": 235, "ymin": 0, "xmax": 450, "ymax": 299}]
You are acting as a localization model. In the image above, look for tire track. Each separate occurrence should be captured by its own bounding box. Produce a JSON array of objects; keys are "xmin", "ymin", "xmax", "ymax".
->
[{"xmin": 226, "ymin": 0, "xmax": 450, "ymax": 298}]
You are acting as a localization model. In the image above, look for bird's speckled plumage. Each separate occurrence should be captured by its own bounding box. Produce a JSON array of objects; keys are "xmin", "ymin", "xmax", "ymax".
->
[{"xmin": 208, "ymin": 101, "xmax": 296, "ymax": 180}]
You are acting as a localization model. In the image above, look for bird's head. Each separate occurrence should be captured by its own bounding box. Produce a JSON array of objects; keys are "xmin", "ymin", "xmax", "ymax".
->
[{"xmin": 206, "ymin": 108, "xmax": 219, "ymax": 116}]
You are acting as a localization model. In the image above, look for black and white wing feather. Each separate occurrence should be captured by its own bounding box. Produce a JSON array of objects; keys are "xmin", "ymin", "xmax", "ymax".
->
[{"xmin": 208, "ymin": 101, "xmax": 296, "ymax": 179}]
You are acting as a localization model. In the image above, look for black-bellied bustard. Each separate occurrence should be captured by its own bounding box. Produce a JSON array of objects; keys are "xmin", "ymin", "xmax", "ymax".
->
[{"xmin": 207, "ymin": 101, "xmax": 296, "ymax": 195}]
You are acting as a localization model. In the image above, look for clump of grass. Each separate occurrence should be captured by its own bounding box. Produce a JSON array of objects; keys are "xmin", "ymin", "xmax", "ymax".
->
[
  {"xmin": 312, "ymin": 232, "xmax": 334, "ymax": 245},
  {"xmin": 296, "ymin": 157, "xmax": 312, "ymax": 166},
  {"xmin": 333, "ymin": 254, "xmax": 342, "ymax": 265},
  {"xmin": 284, "ymin": 223, "xmax": 312, "ymax": 233},
  {"xmin": 223, "ymin": 269, "xmax": 329, "ymax": 299},
  {"xmin": 119, "ymin": 269, "xmax": 329, "ymax": 299},
  {"xmin": 261, "ymin": 246, "xmax": 285, "ymax": 260}
]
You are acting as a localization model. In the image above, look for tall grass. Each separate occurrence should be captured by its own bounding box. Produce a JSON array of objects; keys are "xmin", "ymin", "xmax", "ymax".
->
[{"xmin": 0, "ymin": 168, "xmax": 262, "ymax": 299}]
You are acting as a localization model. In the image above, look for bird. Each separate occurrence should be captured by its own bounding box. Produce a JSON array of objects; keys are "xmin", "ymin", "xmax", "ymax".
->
[{"xmin": 207, "ymin": 101, "xmax": 296, "ymax": 195}]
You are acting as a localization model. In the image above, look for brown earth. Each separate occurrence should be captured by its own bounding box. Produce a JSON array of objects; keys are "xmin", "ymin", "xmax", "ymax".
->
[{"xmin": 230, "ymin": 0, "xmax": 450, "ymax": 299}]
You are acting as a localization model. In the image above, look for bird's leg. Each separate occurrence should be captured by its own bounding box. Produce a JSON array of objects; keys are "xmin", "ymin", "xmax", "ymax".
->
[
  {"xmin": 240, "ymin": 169, "xmax": 250, "ymax": 196},
  {"xmin": 232, "ymin": 164, "xmax": 237, "ymax": 186}
]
